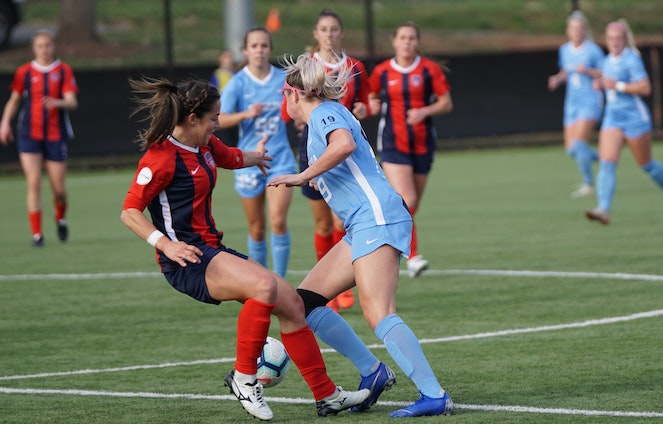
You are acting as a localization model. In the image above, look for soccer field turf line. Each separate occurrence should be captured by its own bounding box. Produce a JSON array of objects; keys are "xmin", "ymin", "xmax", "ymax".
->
[{"xmin": 1, "ymin": 387, "xmax": 661, "ymax": 419}]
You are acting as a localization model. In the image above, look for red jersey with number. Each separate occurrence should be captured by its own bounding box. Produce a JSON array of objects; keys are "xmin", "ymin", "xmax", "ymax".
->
[
  {"xmin": 10, "ymin": 60, "xmax": 78, "ymax": 142},
  {"xmin": 123, "ymin": 135, "xmax": 244, "ymax": 272},
  {"xmin": 369, "ymin": 56, "xmax": 450, "ymax": 155}
]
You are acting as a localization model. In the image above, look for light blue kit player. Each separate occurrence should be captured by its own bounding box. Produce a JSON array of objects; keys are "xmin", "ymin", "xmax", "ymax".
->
[
  {"xmin": 272, "ymin": 54, "xmax": 454, "ymax": 418},
  {"xmin": 220, "ymin": 51, "xmax": 297, "ymax": 277},
  {"xmin": 549, "ymin": 11, "xmax": 604, "ymax": 198},
  {"xmin": 586, "ymin": 20, "xmax": 663, "ymax": 225}
]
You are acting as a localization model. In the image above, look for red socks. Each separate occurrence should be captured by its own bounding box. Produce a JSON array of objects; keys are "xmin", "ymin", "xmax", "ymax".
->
[
  {"xmin": 29, "ymin": 211, "xmax": 42, "ymax": 237},
  {"xmin": 55, "ymin": 201, "xmax": 67, "ymax": 222},
  {"xmin": 314, "ymin": 232, "xmax": 334, "ymax": 260},
  {"xmin": 281, "ymin": 326, "xmax": 336, "ymax": 400},
  {"xmin": 235, "ymin": 299, "xmax": 274, "ymax": 375},
  {"xmin": 409, "ymin": 207, "xmax": 418, "ymax": 258}
]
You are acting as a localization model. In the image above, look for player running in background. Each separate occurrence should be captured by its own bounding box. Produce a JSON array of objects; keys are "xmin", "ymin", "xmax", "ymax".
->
[
  {"xmin": 586, "ymin": 19, "xmax": 663, "ymax": 224},
  {"xmin": 368, "ymin": 22, "xmax": 453, "ymax": 278},
  {"xmin": 270, "ymin": 53, "xmax": 454, "ymax": 418},
  {"xmin": 548, "ymin": 11, "xmax": 604, "ymax": 199},
  {"xmin": 121, "ymin": 77, "xmax": 368, "ymax": 420},
  {"xmin": 300, "ymin": 8, "xmax": 371, "ymax": 311},
  {"xmin": 0, "ymin": 29, "xmax": 78, "ymax": 246},
  {"xmin": 218, "ymin": 27, "xmax": 296, "ymax": 278}
]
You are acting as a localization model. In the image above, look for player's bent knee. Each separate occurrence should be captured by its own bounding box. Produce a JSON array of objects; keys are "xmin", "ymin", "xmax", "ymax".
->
[{"xmin": 296, "ymin": 288, "xmax": 329, "ymax": 317}]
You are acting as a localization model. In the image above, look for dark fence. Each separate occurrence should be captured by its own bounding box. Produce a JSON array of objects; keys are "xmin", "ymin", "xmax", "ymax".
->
[{"xmin": 1, "ymin": 47, "xmax": 660, "ymax": 165}]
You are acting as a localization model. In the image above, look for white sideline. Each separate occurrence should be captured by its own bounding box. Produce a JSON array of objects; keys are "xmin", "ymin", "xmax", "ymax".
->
[
  {"xmin": 2, "ymin": 268, "xmax": 663, "ymax": 281},
  {"xmin": 0, "ymin": 387, "xmax": 661, "ymax": 418}
]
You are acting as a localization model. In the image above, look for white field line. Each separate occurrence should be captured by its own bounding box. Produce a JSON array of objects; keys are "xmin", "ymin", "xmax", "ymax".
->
[
  {"xmin": 2, "ymin": 269, "xmax": 663, "ymax": 281},
  {"xmin": 0, "ymin": 387, "xmax": 661, "ymax": 418},
  {"xmin": 2, "ymin": 269, "xmax": 662, "ymax": 418}
]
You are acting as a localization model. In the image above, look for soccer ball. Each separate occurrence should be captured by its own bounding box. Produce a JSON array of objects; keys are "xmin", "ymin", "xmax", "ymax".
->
[{"xmin": 256, "ymin": 336, "xmax": 291, "ymax": 388}]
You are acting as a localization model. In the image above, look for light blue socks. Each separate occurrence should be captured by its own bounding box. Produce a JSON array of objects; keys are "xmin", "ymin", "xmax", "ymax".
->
[
  {"xmin": 596, "ymin": 160, "xmax": 617, "ymax": 211},
  {"xmin": 271, "ymin": 231, "xmax": 290, "ymax": 279},
  {"xmin": 642, "ymin": 159, "xmax": 663, "ymax": 189},
  {"xmin": 247, "ymin": 236, "xmax": 267, "ymax": 268},
  {"xmin": 306, "ymin": 306, "xmax": 379, "ymax": 376},
  {"xmin": 375, "ymin": 314, "xmax": 443, "ymax": 398},
  {"xmin": 567, "ymin": 140, "xmax": 598, "ymax": 185}
]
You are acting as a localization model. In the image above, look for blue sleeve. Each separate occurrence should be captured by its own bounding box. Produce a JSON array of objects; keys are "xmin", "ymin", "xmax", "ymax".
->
[
  {"xmin": 220, "ymin": 76, "xmax": 240, "ymax": 113},
  {"xmin": 628, "ymin": 54, "xmax": 649, "ymax": 83}
]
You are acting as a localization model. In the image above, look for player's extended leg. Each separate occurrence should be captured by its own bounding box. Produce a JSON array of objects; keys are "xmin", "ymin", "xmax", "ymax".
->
[
  {"xmin": 566, "ymin": 119, "xmax": 599, "ymax": 198},
  {"xmin": 20, "ymin": 152, "xmax": 44, "ymax": 245},
  {"xmin": 586, "ymin": 128, "xmax": 623, "ymax": 225},
  {"xmin": 354, "ymin": 244, "xmax": 453, "ymax": 417},
  {"xmin": 267, "ymin": 185, "xmax": 293, "ymax": 278},
  {"xmin": 45, "ymin": 159, "xmax": 69, "ymax": 241},
  {"xmin": 626, "ymin": 131, "xmax": 663, "ymax": 190},
  {"xmin": 241, "ymin": 194, "xmax": 268, "ymax": 267}
]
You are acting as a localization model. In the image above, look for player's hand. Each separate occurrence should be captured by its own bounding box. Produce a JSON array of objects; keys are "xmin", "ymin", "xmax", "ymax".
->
[
  {"xmin": 245, "ymin": 103, "xmax": 265, "ymax": 119},
  {"xmin": 161, "ymin": 240, "xmax": 203, "ymax": 267},
  {"xmin": 406, "ymin": 108, "xmax": 427, "ymax": 126},
  {"xmin": 0, "ymin": 123, "xmax": 13, "ymax": 146},
  {"xmin": 352, "ymin": 102, "xmax": 368, "ymax": 120},
  {"xmin": 267, "ymin": 173, "xmax": 307, "ymax": 188},
  {"xmin": 255, "ymin": 135, "xmax": 272, "ymax": 177}
]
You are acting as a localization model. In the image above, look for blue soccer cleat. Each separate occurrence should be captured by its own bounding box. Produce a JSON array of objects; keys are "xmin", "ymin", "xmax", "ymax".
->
[
  {"xmin": 350, "ymin": 362, "xmax": 396, "ymax": 412},
  {"xmin": 389, "ymin": 391, "xmax": 454, "ymax": 418}
]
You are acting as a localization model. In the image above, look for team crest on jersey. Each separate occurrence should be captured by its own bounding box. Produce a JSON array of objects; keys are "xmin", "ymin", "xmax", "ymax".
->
[
  {"xmin": 136, "ymin": 167, "xmax": 153, "ymax": 185},
  {"xmin": 50, "ymin": 73, "xmax": 61, "ymax": 83},
  {"xmin": 410, "ymin": 75, "xmax": 422, "ymax": 88},
  {"xmin": 204, "ymin": 151, "xmax": 216, "ymax": 168}
]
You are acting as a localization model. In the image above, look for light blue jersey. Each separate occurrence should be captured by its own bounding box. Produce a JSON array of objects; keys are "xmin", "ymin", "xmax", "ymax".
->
[
  {"xmin": 221, "ymin": 65, "xmax": 296, "ymax": 196},
  {"xmin": 558, "ymin": 40, "xmax": 604, "ymax": 125},
  {"xmin": 307, "ymin": 101, "xmax": 411, "ymax": 234},
  {"xmin": 600, "ymin": 47, "xmax": 652, "ymax": 137}
]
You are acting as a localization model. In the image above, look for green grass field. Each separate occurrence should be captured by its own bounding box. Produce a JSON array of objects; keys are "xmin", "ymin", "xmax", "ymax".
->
[{"xmin": 1, "ymin": 145, "xmax": 662, "ymax": 423}]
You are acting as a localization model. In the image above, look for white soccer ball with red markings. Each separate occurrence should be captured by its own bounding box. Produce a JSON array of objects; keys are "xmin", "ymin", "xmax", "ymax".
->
[{"xmin": 256, "ymin": 336, "xmax": 291, "ymax": 388}]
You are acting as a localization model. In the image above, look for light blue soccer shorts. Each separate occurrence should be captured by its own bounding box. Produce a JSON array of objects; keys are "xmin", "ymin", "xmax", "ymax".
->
[{"xmin": 344, "ymin": 220, "xmax": 412, "ymax": 262}]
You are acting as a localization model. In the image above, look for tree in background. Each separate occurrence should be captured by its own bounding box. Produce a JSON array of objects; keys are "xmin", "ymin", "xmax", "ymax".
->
[{"xmin": 58, "ymin": 0, "xmax": 98, "ymax": 44}]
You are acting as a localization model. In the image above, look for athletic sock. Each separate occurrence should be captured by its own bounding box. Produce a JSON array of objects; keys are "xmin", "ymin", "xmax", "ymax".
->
[
  {"xmin": 235, "ymin": 299, "xmax": 274, "ymax": 375},
  {"xmin": 570, "ymin": 140, "xmax": 597, "ymax": 185},
  {"xmin": 271, "ymin": 231, "xmax": 290, "ymax": 278},
  {"xmin": 281, "ymin": 326, "xmax": 336, "ymax": 400},
  {"xmin": 29, "ymin": 211, "xmax": 42, "ymax": 237},
  {"xmin": 375, "ymin": 314, "xmax": 444, "ymax": 399},
  {"xmin": 248, "ymin": 236, "xmax": 267, "ymax": 268},
  {"xmin": 314, "ymin": 232, "xmax": 334, "ymax": 260},
  {"xmin": 306, "ymin": 306, "xmax": 379, "ymax": 376},
  {"xmin": 332, "ymin": 227, "xmax": 345, "ymax": 244},
  {"xmin": 55, "ymin": 201, "xmax": 67, "ymax": 222},
  {"xmin": 596, "ymin": 160, "xmax": 617, "ymax": 211},
  {"xmin": 642, "ymin": 159, "xmax": 663, "ymax": 190},
  {"xmin": 408, "ymin": 207, "xmax": 418, "ymax": 258}
]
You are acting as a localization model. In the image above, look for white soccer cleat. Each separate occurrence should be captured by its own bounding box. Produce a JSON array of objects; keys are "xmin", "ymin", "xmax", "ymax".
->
[
  {"xmin": 407, "ymin": 255, "xmax": 429, "ymax": 278},
  {"xmin": 571, "ymin": 183, "xmax": 595, "ymax": 199},
  {"xmin": 224, "ymin": 370, "xmax": 273, "ymax": 421},
  {"xmin": 316, "ymin": 386, "xmax": 370, "ymax": 417}
]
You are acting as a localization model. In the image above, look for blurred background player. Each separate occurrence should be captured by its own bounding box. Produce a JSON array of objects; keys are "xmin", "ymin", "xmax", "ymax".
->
[
  {"xmin": 218, "ymin": 27, "xmax": 296, "ymax": 278},
  {"xmin": 0, "ymin": 29, "xmax": 78, "ymax": 247},
  {"xmin": 301, "ymin": 8, "xmax": 371, "ymax": 311},
  {"xmin": 548, "ymin": 11, "xmax": 604, "ymax": 199},
  {"xmin": 368, "ymin": 22, "xmax": 452, "ymax": 278},
  {"xmin": 210, "ymin": 49, "xmax": 236, "ymax": 94},
  {"xmin": 586, "ymin": 19, "xmax": 663, "ymax": 224}
]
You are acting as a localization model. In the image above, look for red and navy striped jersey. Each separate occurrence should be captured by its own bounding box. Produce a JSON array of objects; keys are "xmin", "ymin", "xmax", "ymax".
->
[
  {"xmin": 10, "ymin": 59, "xmax": 78, "ymax": 142},
  {"xmin": 312, "ymin": 52, "xmax": 370, "ymax": 112},
  {"xmin": 369, "ymin": 56, "xmax": 450, "ymax": 155},
  {"xmin": 123, "ymin": 135, "xmax": 244, "ymax": 271},
  {"xmin": 280, "ymin": 52, "xmax": 370, "ymax": 123}
]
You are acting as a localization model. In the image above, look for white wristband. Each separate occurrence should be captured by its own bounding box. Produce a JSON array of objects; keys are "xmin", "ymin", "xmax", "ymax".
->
[
  {"xmin": 146, "ymin": 230, "xmax": 165, "ymax": 247},
  {"xmin": 615, "ymin": 81, "xmax": 626, "ymax": 93}
]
